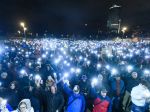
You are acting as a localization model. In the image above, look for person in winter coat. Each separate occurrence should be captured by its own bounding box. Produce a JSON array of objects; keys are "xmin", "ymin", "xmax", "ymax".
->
[
  {"xmin": 109, "ymin": 75, "xmax": 125, "ymax": 112},
  {"xmin": 0, "ymin": 97, "xmax": 13, "ymax": 112},
  {"xmin": 12, "ymin": 99, "xmax": 34, "ymax": 112},
  {"xmin": 122, "ymin": 72, "xmax": 140, "ymax": 111},
  {"xmin": 6, "ymin": 81, "xmax": 20, "ymax": 110},
  {"xmin": 63, "ymin": 80, "xmax": 85, "ymax": 112},
  {"xmin": 44, "ymin": 84, "xmax": 64, "ymax": 112},
  {"xmin": 131, "ymin": 79, "xmax": 150, "ymax": 112},
  {"xmin": 91, "ymin": 87, "xmax": 112, "ymax": 112}
]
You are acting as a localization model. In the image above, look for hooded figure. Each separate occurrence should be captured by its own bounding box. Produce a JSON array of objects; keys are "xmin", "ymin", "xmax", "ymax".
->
[{"xmin": 12, "ymin": 99, "xmax": 34, "ymax": 112}]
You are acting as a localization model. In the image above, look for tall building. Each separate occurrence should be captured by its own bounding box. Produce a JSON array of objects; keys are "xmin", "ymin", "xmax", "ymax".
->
[{"xmin": 107, "ymin": 4, "xmax": 121, "ymax": 34}]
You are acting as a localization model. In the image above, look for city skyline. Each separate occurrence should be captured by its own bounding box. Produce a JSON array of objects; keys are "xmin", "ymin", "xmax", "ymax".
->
[{"xmin": 0, "ymin": 0, "xmax": 150, "ymax": 34}]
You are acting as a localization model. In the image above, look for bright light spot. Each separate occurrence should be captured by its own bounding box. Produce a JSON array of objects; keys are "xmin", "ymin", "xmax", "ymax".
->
[
  {"xmin": 111, "ymin": 68, "xmax": 118, "ymax": 75},
  {"xmin": 87, "ymin": 60, "xmax": 91, "ymax": 65},
  {"xmin": 97, "ymin": 63, "xmax": 101, "ymax": 69},
  {"xmin": 106, "ymin": 65, "xmax": 110, "ymax": 69},
  {"xmin": 70, "ymin": 68, "xmax": 75, "ymax": 73},
  {"xmin": 92, "ymin": 78, "xmax": 98, "ymax": 85},
  {"xmin": 64, "ymin": 72, "xmax": 69, "ymax": 78},
  {"xmin": 144, "ymin": 69, "xmax": 150, "ymax": 74},
  {"xmin": 38, "ymin": 58, "xmax": 42, "ymax": 61},
  {"xmin": 20, "ymin": 69, "xmax": 26, "ymax": 74},
  {"xmin": 79, "ymin": 56, "xmax": 83, "ymax": 60},
  {"xmin": 35, "ymin": 75, "xmax": 41, "ymax": 80},
  {"xmin": 76, "ymin": 68, "xmax": 81, "ymax": 74},
  {"xmin": 28, "ymin": 62, "xmax": 32, "ymax": 66},
  {"xmin": 127, "ymin": 65, "xmax": 133, "ymax": 71},
  {"xmin": 42, "ymin": 54, "xmax": 46, "ymax": 58}
]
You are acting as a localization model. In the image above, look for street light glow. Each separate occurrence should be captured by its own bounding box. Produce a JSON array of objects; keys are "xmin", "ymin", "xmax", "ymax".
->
[{"xmin": 20, "ymin": 22, "xmax": 25, "ymax": 28}]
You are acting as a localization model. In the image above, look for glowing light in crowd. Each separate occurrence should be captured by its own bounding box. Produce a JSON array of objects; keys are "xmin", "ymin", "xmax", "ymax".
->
[
  {"xmin": 145, "ymin": 55, "xmax": 150, "ymax": 59},
  {"xmin": 86, "ymin": 60, "xmax": 91, "ymax": 65},
  {"xmin": 37, "ymin": 58, "xmax": 41, "ymax": 61},
  {"xmin": 11, "ymin": 47, "xmax": 15, "ymax": 51},
  {"xmin": 106, "ymin": 65, "xmax": 110, "ymax": 69},
  {"xmin": 20, "ymin": 69, "xmax": 26, "ymax": 74},
  {"xmin": 0, "ymin": 82, "xmax": 2, "ymax": 86},
  {"xmin": 35, "ymin": 75, "xmax": 41, "ymax": 80},
  {"xmin": 28, "ymin": 62, "xmax": 32, "ymax": 66},
  {"xmin": 53, "ymin": 73, "xmax": 57, "ymax": 78},
  {"xmin": 79, "ymin": 56, "xmax": 83, "ymax": 60},
  {"xmin": 97, "ymin": 63, "xmax": 102, "ymax": 69},
  {"xmin": 127, "ymin": 65, "xmax": 133, "ymax": 71},
  {"xmin": 143, "ymin": 69, "xmax": 150, "ymax": 75},
  {"xmin": 64, "ymin": 72, "xmax": 69, "ymax": 78},
  {"xmin": 91, "ymin": 78, "xmax": 98, "ymax": 86},
  {"xmin": 111, "ymin": 68, "xmax": 118, "ymax": 75},
  {"xmin": 42, "ymin": 54, "xmax": 47, "ymax": 58},
  {"xmin": 70, "ymin": 67, "xmax": 75, "ymax": 73},
  {"xmin": 76, "ymin": 68, "xmax": 81, "ymax": 74}
]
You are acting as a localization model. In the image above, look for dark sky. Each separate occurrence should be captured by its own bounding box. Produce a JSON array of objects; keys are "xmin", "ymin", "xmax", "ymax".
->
[{"xmin": 0, "ymin": 0, "xmax": 150, "ymax": 34}]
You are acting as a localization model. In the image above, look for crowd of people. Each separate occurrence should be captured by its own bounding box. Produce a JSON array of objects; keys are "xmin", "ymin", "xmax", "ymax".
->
[{"xmin": 0, "ymin": 38, "xmax": 150, "ymax": 112}]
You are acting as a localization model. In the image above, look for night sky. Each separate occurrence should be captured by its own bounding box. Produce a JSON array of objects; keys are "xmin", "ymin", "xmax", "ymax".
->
[{"xmin": 0, "ymin": 0, "xmax": 150, "ymax": 34}]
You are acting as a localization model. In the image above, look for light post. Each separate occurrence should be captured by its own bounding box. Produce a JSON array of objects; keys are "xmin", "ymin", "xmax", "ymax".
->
[
  {"xmin": 121, "ymin": 27, "xmax": 127, "ymax": 40},
  {"xmin": 23, "ymin": 27, "xmax": 27, "ymax": 38},
  {"xmin": 20, "ymin": 22, "xmax": 27, "ymax": 38}
]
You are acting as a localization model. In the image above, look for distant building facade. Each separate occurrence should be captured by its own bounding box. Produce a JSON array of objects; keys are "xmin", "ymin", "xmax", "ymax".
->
[{"xmin": 107, "ymin": 4, "xmax": 121, "ymax": 34}]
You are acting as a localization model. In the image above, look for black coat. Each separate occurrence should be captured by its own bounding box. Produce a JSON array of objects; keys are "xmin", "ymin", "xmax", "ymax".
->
[{"xmin": 45, "ymin": 91, "xmax": 64, "ymax": 112}]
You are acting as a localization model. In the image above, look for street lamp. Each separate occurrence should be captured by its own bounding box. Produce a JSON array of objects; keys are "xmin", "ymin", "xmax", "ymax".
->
[
  {"xmin": 20, "ymin": 22, "xmax": 25, "ymax": 28},
  {"xmin": 23, "ymin": 27, "xmax": 27, "ymax": 38},
  {"xmin": 20, "ymin": 22, "xmax": 27, "ymax": 38},
  {"xmin": 121, "ymin": 27, "xmax": 127, "ymax": 39}
]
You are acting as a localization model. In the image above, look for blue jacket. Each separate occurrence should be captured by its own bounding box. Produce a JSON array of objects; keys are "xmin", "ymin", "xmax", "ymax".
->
[
  {"xmin": 110, "ymin": 78, "xmax": 125, "ymax": 96},
  {"xmin": 63, "ymin": 84, "xmax": 85, "ymax": 112}
]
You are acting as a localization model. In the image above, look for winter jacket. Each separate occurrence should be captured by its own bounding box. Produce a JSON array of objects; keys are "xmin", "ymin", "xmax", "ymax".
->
[
  {"xmin": 6, "ymin": 89, "xmax": 20, "ymax": 109},
  {"xmin": 93, "ymin": 98, "xmax": 112, "ymax": 112},
  {"xmin": 63, "ymin": 84, "xmax": 85, "ymax": 112},
  {"xmin": 110, "ymin": 78, "xmax": 125, "ymax": 96},
  {"xmin": 124, "ymin": 76, "xmax": 140, "ymax": 93},
  {"xmin": 44, "ymin": 91, "xmax": 64, "ymax": 112},
  {"xmin": 12, "ymin": 99, "xmax": 34, "ymax": 112},
  {"xmin": 131, "ymin": 84, "xmax": 150, "ymax": 107},
  {"xmin": 90, "ymin": 88, "xmax": 112, "ymax": 112}
]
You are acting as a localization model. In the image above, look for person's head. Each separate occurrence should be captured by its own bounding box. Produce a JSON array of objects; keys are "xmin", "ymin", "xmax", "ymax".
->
[
  {"xmin": 115, "ymin": 75, "xmax": 121, "ymax": 80},
  {"xmin": 81, "ymin": 75, "xmax": 87, "ymax": 82},
  {"xmin": 140, "ymin": 79, "xmax": 149, "ymax": 89},
  {"xmin": 18, "ymin": 99, "xmax": 32, "ymax": 112},
  {"xmin": 19, "ymin": 102, "xmax": 27, "ymax": 112},
  {"xmin": 73, "ymin": 85, "xmax": 80, "ymax": 94},
  {"xmin": 10, "ymin": 83, "xmax": 15, "ymax": 90},
  {"xmin": 1, "ymin": 72, "xmax": 8, "ymax": 79},
  {"xmin": 100, "ymin": 88, "xmax": 107, "ymax": 98},
  {"xmin": 50, "ymin": 85, "xmax": 57, "ymax": 94},
  {"xmin": 98, "ymin": 74, "xmax": 103, "ymax": 81},
  {"xmin": 131, "ymin": 72, "xmax": 138, "ymax": 79},
  {"xmin": 47, "ymin": 65, "xmax": 50, "ymax": 71},
  {"xmin": 10, "ymin": 81, "xmax": 17, "ymax": 90}
]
